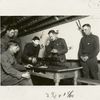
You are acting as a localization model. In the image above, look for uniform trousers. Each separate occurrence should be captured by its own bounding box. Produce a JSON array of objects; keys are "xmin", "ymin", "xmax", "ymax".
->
[{"xmin": 80, "ymin": 57, "xmax": 98, "ymax": 79}]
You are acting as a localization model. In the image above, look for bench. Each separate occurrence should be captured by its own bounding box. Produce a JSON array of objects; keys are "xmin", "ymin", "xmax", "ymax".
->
[{"xmin": 77, "ymin": 78, "xmax": 100, "ymax": 85}]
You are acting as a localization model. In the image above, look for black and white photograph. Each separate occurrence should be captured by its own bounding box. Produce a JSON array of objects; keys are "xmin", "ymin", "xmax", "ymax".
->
[{"xmin": 1, "ymin": 16, "xmax": 100, "ymax": 86}]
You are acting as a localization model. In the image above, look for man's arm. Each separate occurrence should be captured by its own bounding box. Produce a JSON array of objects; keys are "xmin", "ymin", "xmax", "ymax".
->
[
  {"xmin": 45, "ymin": 42, "xmax": 53, "ymax": 57},
  {"xmin": 22, "ymin": 44, "xmax": 32, "ymax": 63},
  {"xmin": 88, "ymin": 36, "xmax": 99, "ymax": 59},
  {"xmin": 1, "ymin": 55, "xmax": 22, "ymax": 79},
  {"xmin": 0, "ymin": 39, "xmax": 1, "ymax": 54},
  {"xmin": 57, "ymin": 39, "xmax": 68, "ymax": 55},
  {"xmin": 14, "ymin": 63, "xmax": 26, "ymax": 71},
  {"xmin": 15, "ymin": 39, "xmax": 22, "ymax": 64},
  {"xmin": 36, "ymin": 45, "xmax": 40, "ymax": 57},
  {"xmin": 78, "ymin": 38, "xmax": 83, "ymax": 58}
]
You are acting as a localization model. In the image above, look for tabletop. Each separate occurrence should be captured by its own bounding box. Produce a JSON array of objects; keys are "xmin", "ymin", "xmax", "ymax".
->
[{"xmin": 32, "ymin": 65, "xmax": 83, "ymax": 73}]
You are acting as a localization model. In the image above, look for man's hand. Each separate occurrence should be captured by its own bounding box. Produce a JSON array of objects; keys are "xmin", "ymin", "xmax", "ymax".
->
[
  {"xmin": 81, "ymin": 56, "xmax": 89, "ymax": 62},
  {"xmin": 22, "ymin": 72, "xmax": 30, "ymax": 79},
  {"xmin": 51, "ymin": 49, "xmax": 58, "ymax": 53},
  {"xmin": 24, "ymin": 64, "xmax": 33, "ymax": 68},
  {"xmin": 32, "ymin": 57, "xmax": 37, "ymax": 64},
  {"xmin": 80, "ymin": 56, "xmax": 86, "ymax": 62},
  {"xmin": 40, "ymin": 44, "xmax": 44, "ymax": 49},
  {"xmin": 28, "ymin": 57, "xmax": 32, "ymax": 61},
  {"xmin": 46, "ymin": 40, "xmax": 50, "ymax": 46},
  {"xmin": 84, "ymin": 56, "xmax": 89, "ymax": 61}
]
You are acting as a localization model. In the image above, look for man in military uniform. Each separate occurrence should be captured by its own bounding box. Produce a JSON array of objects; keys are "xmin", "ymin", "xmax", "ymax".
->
[
  {"xmin": 0, "ymin": 27, "xmax": 15, "ymax": 53},
  {"xmin": 78, "ymin": 24, "xmax": 99, "ymax": 79},
  {"xmin": 12, "ymin": 28, "xmax": 22, "ymax": 64},
  {"xmin": 22, "ymin": 36, "xmax": 40, "ymax": 66},
  {"xmin": 45, "ymin": 30, "xmax": 68, "ymax": 67},
  {"xmin": 1, "ymin": 41, "xmax": 33, "ymax": 85},
  {"xmin": 0, "ymin": 27, "xmax": 22, "ymax": 64}
]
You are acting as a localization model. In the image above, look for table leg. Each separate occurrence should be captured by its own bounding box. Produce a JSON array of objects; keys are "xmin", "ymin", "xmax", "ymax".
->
[
  {"xmin": 74, "ymin": 70, "xmax": 78, "ymax": 85},
  {"xmin": 54, "ymin": 73, "xmax": 60, "ymax": 86}
]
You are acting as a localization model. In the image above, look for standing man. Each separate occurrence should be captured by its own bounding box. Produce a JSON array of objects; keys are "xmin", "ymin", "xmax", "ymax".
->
[
  {"xmin": 0, "ymin": 27, "xmax": 22, "ymax": 63},
  {"xmin": 45, "ymin": 30, "xmax": 68, "ymax": 66},
  {"xmin": 78, "ymin": 24, "xmax": 99, "ymax": 79},
  {"xmin": 0, "ymin": 27, "xmax": 15, "ymax": 53},
  {"xmin": 1, "ymin": 41, "xmax": 33, "ymax": 85},
  {"xmin": 22, "ymin": 36, "xmax": 40, "ymax": 67},
  {"xmin": 13, "ymin": 28, "xmax": 22, "ymax": 64}
]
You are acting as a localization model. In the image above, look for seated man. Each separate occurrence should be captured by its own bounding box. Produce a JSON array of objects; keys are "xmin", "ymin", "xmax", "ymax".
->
[
  {"xmin": 1, "ymin": 41, "xmax": 33, "ymax": 85},
  {"xmin": 45, "ymin": 30, "xmax": 68, "ymax": 67},
  {"xmin": 22, "ymin": 36, "xmax": 40, "ymax": 68}
]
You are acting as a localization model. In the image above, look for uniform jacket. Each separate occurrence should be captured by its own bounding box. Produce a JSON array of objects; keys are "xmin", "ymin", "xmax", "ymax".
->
[
  {"xmin": 0, "ymin": 35, "xmax": 10, "ymax": 53},
  {"xmin": 78, "ymin": 34, "xmax": 99, "ymax": 60},
  {"xmin": 22, "ymin": 42, "xmax": 40, "ymax": 64},
  {"xmin": 13, "ymin": 37, "xmax": 22, "ymax": 64},
  {"xmin": 1, "ymin": 50, "xmax": 26, "ymax": 85},
  {"xmin": 45, "ymin": 38, "xmax": 68, "ymax": 63},
  {"xmin": 0, "ymin": 35, "xmax": 22, "ymax": 63}
]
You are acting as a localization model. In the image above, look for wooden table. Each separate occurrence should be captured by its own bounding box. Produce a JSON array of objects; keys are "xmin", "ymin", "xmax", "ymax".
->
[{"xmin": 31, "ymin": 65, "xmax": 82, "ymax": 85}]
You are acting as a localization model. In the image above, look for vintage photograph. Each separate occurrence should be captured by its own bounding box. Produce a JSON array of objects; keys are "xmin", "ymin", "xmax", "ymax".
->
[{"xmin": 1, "ymin": 16, "xmax": 100, "ymax": 86}]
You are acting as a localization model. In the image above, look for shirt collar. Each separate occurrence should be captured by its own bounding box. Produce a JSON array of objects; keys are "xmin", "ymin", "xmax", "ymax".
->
[{"xmin": 85, "ymin": 33, "xmax": 92, "ymax": 37}]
